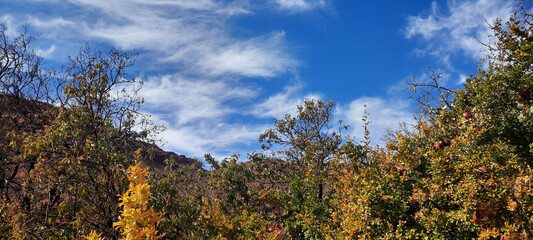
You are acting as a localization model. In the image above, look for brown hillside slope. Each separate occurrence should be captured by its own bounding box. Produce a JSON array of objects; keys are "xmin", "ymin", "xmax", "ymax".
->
[{"xmin": 0, "ymin": 93, "xmax": 195, "ymax": 170}]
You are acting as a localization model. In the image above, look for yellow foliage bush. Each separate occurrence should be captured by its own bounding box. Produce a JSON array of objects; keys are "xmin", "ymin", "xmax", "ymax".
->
[
  {"xmin": 114, "ymin": 160, "xmax": 163, "ymax": 240},
  {"xmin": 82, "ymin": 157, "xmax": 163, "ymax": 240}
]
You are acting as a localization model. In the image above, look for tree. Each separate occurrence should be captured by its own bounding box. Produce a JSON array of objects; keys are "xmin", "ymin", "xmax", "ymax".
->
[
  {"xmin": 258, "ymin": 99, "xmax": 347, "ymax": 238},
  {"xmin": 330, "ymin": 5, "xmax": 533, "ymax": 239},
  {"xmin": 259, "ymin": 99, "xmax": 345, "ymax": 167},
  {"xmin": 0, "ymin": 24, "xmax": 51, "ymax": 216},
  {"xmin": 0, "ymin": 23, "xmax": 48, "ymax": 100},
  {"xmin": 0, "ymin": 25, "xmax": 166, "ymax": 239},
  {"xmin": 259, "ymin": 98, "xmax": 346, "ymax": 199},
  {"xmin": 6, "ymin": 45, "xmax": 156, "ymax": 239},
  {"xmin": 60, "ymin": 44, "xmax": 162, "ymax": 144},
  {"xmin": 149, "ymin": 158, "xmax": 205, "ymax": 239}
]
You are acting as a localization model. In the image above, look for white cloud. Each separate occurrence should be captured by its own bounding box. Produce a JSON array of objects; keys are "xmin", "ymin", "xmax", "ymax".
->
[
  {"xmin": 0, "ymin": 15, "xmax": 18, "ymax": 36},
  {"xmin": 131, "ymin": 0, "xmax": 219, "ymax": 10},
  {"xmin": 35, "ymin": 45, "xmax": 56, "ymax": 58},
  {"xmin": 156, "ymin": 119, "xmax": 266, "ymax": 159},
  {"xmin": 140, "ymin": 74, "xmax": 324, "ymax": 157},
  {"xmin": 142, "ymin": 75, "xmax": 257, "ymax": 125},
  {"xmin": 275, "ymin": 0, "xmax": 326, "ymax": 12},
  {"xmin": 72, "ymin": 0, "xmax": 294, "ymax": 78},
  {"xmin": 0, "ymin": 0, "xmax": 327, "ymax": 159},
  {"xmin": 4, "ymin": 0, "xmax": 294, "ymax": 78},
  {"xmin": 139, "ymin": 74, "xmax": 327, "ymax": 158},
  {"xmin": 405, "ymin": 0, "xmax": 515, "ymax": 65},
  {"xmin": 198, "ymin": 32, "xmax": 297, "ymax": 78},
  {"xmin": 337, "ymin": 96, "xmax": 414, "ymax": 145},
  {"xmin": 250, "ymin": 81, "xmax": 320, "ymax": 119},
  {"xmin": 28, "ymin": 16, "xmax": 74, "ymax": 29},
  {"xmin": 456, "ymin": 73, "xmax": 468, "ymax": 85},
  {"xmin": 139, "ymin": 74, "xmax": 268, "ymax": 158}
]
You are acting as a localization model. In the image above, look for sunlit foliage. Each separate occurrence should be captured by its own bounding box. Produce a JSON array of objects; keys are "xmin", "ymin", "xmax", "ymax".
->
[
  {"xmin": 114, "ymin": 158, "xmax": 162, "ymax": 240},
  {"xmin": 1, "ymin": 5, "xmax": 531, "ymax": 240}
]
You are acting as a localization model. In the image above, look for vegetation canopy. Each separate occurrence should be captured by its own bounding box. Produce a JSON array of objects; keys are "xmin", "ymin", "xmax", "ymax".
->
[{"xmin": 0, "ymin": 5, "xmax": 532, "ymax": 240}]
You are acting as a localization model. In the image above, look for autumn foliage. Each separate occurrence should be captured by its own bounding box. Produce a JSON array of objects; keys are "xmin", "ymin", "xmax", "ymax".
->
[
  {"xmin": 114, "ymin": 158, "xmax": 162, "ymax": 240},
  {"xmin": 327, "ymin": 6, "xmax": 533, "ymax": 239},
  {"xmin": 1, "ymin": 5, "xmax": 532, "ymax": 240}
]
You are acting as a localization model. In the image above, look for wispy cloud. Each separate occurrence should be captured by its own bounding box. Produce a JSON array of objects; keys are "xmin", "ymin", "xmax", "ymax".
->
[
  {"xmin": 192, "ymin": 32, "xmax": 297, "ymax": 78},
  {"xmin": 405, "ymin": 0, "xmax": 515, "ymax": 67},
  {"xmin": 34, "ymin": 45, "xmax": 56, "ymax": 58},
  {"xmin": 140, "ymin": 74, "xmax": 322, "ymax": 157},
  {"xmin": 275, "ymin": 0, "xmax": 327, "ymax": 12},
  {"xmin": 145, "ymin": 78, "xmax": 267, "ymax": 157},
  {"xmin": 28, "ymin": 16, "xmax": 74, "ymax": 29},
  {"xmin": 153, "ymin": 115, "xmax": 266, "ymax": 160},
  {"xmin": 6, "ymin": 0, "xmax": 295, "ymax": 79},
  {"xmin": 0, "ymin": 0, "xmax": 307, "ymax": 159},
  {"xmin": 80, "ymin": 0, "xmax": 296, "ymax": 78},
  {"xmin": 73, "ymin": 0, "xmax": 296, "ymax": 78},
  {"xmin": 142, "ymin": 75, "xmax": 257, "ymax": 125},
  {"xmin": 140, "ymin": 73, "xmax": 267, "ymax": 158},
  {"xmin": 250, "ymin": 80, "xmax": 320, "ymax": 119}
]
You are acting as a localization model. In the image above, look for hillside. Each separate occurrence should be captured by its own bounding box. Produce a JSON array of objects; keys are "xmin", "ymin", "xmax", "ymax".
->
[{"xmin": 0, "ymin": 93, "xmax": 196, "ymax": 169}]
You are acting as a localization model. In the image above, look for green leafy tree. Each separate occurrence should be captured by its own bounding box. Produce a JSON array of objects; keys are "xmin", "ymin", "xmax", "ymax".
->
[
  {"xmin": 259, "ymin": 99, "xmax": 346, "ymax": 199},
  {"xmin": 149, "ymin": 158, "xmax": 206, "ymax": 239},
  {"xmin": 6, "ymin": 45, "xmax": 156, "ymax": 239},
  {"xmin": 259, "ymin": 99, "xmax": 345, "ymax": 167},
  {"xmin": 258, "ymin": 99, "xmax": 347, "ymax": 238}
]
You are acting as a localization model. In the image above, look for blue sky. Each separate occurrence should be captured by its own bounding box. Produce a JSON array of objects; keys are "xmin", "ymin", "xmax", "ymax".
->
[{"xmin": 0, "ymin": 0, "xmax": 526, "ymax": 160}]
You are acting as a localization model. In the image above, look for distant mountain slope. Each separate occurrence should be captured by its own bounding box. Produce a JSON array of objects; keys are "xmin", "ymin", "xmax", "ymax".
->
[{"xmin": 0, "ymin": 93, "xmax": 196, "ymax": 169}]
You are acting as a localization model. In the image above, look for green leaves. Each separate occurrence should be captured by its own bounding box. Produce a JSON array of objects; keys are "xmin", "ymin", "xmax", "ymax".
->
[{"xmin": 259, "ymin": 99, "xmax": 345, "ymax": 165}]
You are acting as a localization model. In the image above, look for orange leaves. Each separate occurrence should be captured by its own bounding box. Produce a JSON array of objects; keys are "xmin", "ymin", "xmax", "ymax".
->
[
  {"xmin": 507, "ymin": 200, "xmax": 518, "ymax": 212},
  {"xmin": 82, "ymin": 230, "xmax": 105, "ymax": 240}
]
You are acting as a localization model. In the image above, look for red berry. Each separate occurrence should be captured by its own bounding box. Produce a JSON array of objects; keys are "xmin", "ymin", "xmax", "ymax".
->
[
  {"xmin": 434, "ymin": 142, "xmax": 444, "ymax": 151},
  {"xmin": 518, "ymin": 89, "xmax": 531, "ymax": 101},
  {"xmin": 473, "ymin": 207, "xmax": 490, "ymax": 225},
  {"xmin": 477, "ymin": 166, "xmax": 490, "ymax": 174},
  {"xmin": 472, "ymin": 212, "xmax": 482, "ymax": 225}
]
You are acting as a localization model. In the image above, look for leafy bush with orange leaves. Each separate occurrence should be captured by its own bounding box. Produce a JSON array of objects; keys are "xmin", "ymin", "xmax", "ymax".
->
[
  {"xmin": 196, "ymin": 199, "xmax": 283, "ymax": 239},
  {"xmin": 329, "ymin": 5, "xmax": 533, "ymax": 239}
]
